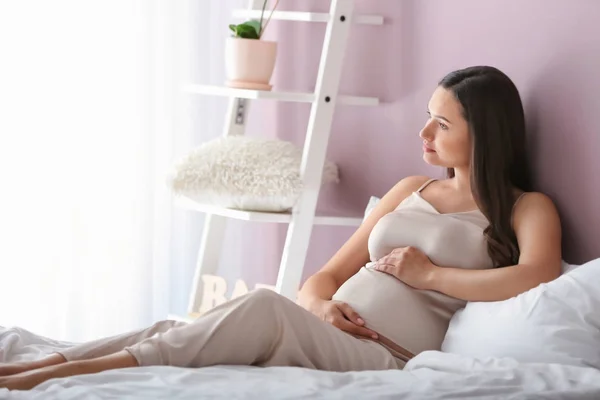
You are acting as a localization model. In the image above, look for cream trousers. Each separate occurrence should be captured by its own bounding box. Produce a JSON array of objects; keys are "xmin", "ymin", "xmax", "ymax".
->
[{"xmin": 59, "ymin": 289, "xmax": 404, "ymax": 371}]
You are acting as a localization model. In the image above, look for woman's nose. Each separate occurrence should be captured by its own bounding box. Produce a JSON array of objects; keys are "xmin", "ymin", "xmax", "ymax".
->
[{"xmin": 419, "ymin": 122, "xmax": 434, "ymax": 142}]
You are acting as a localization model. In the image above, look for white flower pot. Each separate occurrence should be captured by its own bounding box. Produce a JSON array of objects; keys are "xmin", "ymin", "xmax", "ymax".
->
[{"xmin": 225, "ymin": 37, "xmax": 277, "ymax": 91}]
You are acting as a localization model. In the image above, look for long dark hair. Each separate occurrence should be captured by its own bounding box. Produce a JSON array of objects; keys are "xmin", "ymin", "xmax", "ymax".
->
[{"xmin": 439, "ymin": 66, "xmax": 531, "ymax": 267}]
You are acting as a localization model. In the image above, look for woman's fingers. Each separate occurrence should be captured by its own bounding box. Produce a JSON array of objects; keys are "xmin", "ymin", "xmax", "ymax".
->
[
  {"xmin": 334, "ymin": 302, "xmax": 378, "ymax": 339},
  {"xmin": 376, "ymin": 255, "xmax": 389, "ymax": 266},
  {"xmin": 336, "ymin": 302, "xmax": 364, "ymax": 326},
  {"xmin": 336, "ymin": 318, "xmax": 379, "ymax": 340},
  {"xmin": 374, "ymin": 263, "xmax": 393, "ymax": 273}
]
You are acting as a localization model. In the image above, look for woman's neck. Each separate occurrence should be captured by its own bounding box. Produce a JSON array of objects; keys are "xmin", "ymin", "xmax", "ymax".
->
[{"xmin": 451, "ymin": 166, "xmax": 472, "ymax": 195}]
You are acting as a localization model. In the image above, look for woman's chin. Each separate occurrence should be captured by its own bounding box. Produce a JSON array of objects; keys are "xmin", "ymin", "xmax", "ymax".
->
[{"xmin": 422, "ymin": 152, "xmax": 441, "ymax": 165}]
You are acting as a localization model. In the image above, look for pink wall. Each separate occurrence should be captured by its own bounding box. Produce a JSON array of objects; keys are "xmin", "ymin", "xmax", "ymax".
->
[
  {"xmin": 240, "ymin": 0, "xmax": 600, "ymax": 290},
  {"xmin": 244, "ymin": 0, "xmax": 600, "ymax": 289}
]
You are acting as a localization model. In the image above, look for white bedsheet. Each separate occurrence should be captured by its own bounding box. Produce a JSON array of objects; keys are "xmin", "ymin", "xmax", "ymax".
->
[{"xmin": 1, "ymin": 326, "xmax": 600, "ymax": 399}]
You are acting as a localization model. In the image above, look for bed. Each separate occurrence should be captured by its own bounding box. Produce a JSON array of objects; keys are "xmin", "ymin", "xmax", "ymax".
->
[
  {"xmin": 4, "ymin": 4, "xmax": 600, "ymax": 398},
  {"xmin": 1, "ymin": 324, "xmax": 600, "ymax": 399}
]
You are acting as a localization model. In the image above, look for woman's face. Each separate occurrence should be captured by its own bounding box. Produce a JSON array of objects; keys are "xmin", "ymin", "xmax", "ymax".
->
[{"xmin": 420, "ymin": 86, "xmax": 471, "ymax": 169}]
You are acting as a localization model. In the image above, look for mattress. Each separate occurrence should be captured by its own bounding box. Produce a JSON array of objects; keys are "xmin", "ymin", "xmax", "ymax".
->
[{"xmin": 1, "ymin": 326, "xmax": 600, "ymax": 399}]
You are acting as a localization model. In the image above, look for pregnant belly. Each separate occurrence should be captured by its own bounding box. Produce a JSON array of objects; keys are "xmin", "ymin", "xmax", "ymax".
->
[{"xmin": 332, "ymin": 264, "xmax": 463, "ymax": 355}]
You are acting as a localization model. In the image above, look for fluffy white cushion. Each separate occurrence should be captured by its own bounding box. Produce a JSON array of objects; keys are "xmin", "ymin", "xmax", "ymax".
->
[
  {"xmin": 167, "ymin": 136, "xmax": 339, "ymax": 212},
  {"xmin": 442, "ymin": 258, "xmax": 600, "ymax": 368}
]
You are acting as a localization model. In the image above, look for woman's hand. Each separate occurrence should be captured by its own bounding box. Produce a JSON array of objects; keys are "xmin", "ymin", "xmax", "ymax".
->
[
  {"xmin": 373, "ymin": 246, "xmax": 438, "ymax": 290},
  {"xmin": 308, "ymin": 299, "xmax": 379, "ymax": 340}
]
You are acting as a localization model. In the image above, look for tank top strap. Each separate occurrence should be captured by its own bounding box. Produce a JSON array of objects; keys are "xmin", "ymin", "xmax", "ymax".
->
[
  {"xmin": 513, "ymin": 192, "xmax": 527, "ymax": 207},
  {"xmin": 510, "ymin": 192, "xmax": 528, "ymax": 227},
  {"xmin": 416, "ymin": 178, "xmax": 437, "ymax": 193}
]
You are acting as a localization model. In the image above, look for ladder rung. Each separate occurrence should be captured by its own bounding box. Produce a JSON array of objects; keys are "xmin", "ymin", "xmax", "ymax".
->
[
  {"xmin": 185, "ymin": 84, "xmax": 379, "ymax": 107},
  {"xmin": 232, "ymin": 10, "xmax": 384, "ymax": 25},
  {"xmin": 175, "ymin": 197, "xmax": 364, "ymax": 227}
]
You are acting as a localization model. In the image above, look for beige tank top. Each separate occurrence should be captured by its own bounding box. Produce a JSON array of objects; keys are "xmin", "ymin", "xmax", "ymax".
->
[{"xmin": 332, "ymin": 179, "xmax": 494, "ymax": 357}]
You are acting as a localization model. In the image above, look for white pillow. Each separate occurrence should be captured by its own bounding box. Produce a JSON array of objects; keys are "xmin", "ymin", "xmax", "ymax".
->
[
  {"xmin": 167, "ymin": 136, "xmax": 339, "ymax": 212},
  {"xmin": 442, "ymin": 257, "xmax": 600, "ymax": 368}
]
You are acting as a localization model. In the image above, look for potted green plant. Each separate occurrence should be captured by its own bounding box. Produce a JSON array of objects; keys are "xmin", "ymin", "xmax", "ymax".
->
[{"xmin": 225, "ymin": 0, "xmax": 279, "ymax": 91}]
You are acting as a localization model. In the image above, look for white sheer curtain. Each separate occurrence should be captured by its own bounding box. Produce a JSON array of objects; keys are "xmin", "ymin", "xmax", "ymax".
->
[{"xmin": 0, "ymin": 0, "xmax": 244, "ymax": 342}]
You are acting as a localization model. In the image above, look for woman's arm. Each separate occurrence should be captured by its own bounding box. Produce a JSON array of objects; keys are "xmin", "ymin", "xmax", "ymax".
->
[
  {"xmin": 297, "ymin": 176, "xmax": 430, "ymax": 309},
  {"xmin": 429, "ymin": 192, "xmax": 562, "ymax": 301}
]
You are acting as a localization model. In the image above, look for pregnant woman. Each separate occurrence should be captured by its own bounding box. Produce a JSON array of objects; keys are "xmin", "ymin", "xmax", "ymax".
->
[{"xmin": 0, "ymin": 66, "xmax": 562, "ymax": 391}]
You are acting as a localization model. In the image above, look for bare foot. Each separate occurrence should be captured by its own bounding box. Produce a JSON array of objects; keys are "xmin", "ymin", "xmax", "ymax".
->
[
  {"xmin": 0, "ymin": 372, "xmax": 47, "ymax": 391},
  {"xmin": 0, "ymin": 365, "xmax": 67, "ymax": 391},
  {"xmin": 0, "ymin": 354, "xmax": 67, "ymax": 377},
  {"xmin": 0, "ymin": 351, "xmax": 137, "ymax": 391}
]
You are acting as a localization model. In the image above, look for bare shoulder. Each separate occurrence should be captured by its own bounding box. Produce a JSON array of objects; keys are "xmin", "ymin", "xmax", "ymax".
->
[
  {"xmin": 513, "ymin": 192, "xmax": 562, "ymax": 237},
  {"xmin": 514, "ymin": 192, "xmax": 559, "ymax": 217},
  {"xmin": 388, "ymin": 175, "xmax": 431, "ymax": 197},
  {"xmin": 367, "ymin": 176, "xmax": 431, "ymax": 219}
]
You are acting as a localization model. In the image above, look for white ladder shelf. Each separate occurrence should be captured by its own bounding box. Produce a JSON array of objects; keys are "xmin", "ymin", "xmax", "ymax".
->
[{"xmin": 180, "ymin": 0, "xmax": 382, "ymax": 317}]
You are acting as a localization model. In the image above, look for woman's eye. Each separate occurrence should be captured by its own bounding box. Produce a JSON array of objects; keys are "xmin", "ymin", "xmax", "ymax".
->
[{"xmin": 439, "ymin": 122, "xmax": 448, "ymax": 130}]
